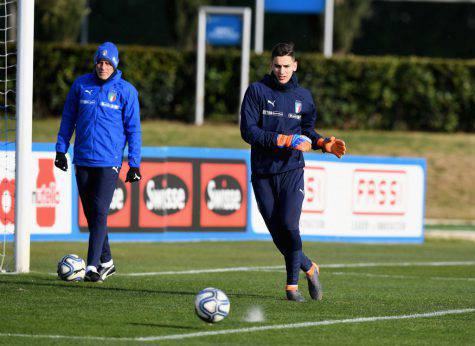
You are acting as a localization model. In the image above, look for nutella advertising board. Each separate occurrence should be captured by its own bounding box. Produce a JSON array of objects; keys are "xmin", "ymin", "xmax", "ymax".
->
[
  {"xmin": 0, "ymin": 151, "xmax": 15, "ymax": 233},
  {"xmin": 251, "ymin": 159, "xmax": 425, "ymax": 241},
  {"xmin": 0, "ymin": 151, "xmax": 72, "ymax": 235}
]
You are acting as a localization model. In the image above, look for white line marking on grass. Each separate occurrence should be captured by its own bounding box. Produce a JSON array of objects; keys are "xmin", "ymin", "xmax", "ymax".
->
[
  {"xmin": 332, "ymin": 272, "xmax": 475, "ymax": 282},
  {"xmin": 137, "ymin": 308, "xmax": 475, "ymax": 342},
  {"xmin": 1, "ymin": 308, "xmax": 474, "ymax": 342},
  {"xmin": 323, "ymin": 261, "xmax": 475, "ymax": 269},
  {"xmin": 0, "ymin": 333, "xmax": 132, "ymax": 342},
  {"xmin": 119, "ymin": 261, "xmax": 475, "ymax": 277},
  {"xmin": 122, "ymin": 265, "xmax": 283, "ymax": 276},
  {"xmin": 41, "ymin": 261, "xmax": 475, "ymax": 277},
  {"xmin": 426, "ymin": 231, "xmax": 475, "ymax": 242}
]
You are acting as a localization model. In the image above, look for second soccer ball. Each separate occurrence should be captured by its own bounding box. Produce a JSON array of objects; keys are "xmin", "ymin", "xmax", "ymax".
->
[{"xmin": 57, "ymin": 254, "xmax": 85, "ymax": 282}]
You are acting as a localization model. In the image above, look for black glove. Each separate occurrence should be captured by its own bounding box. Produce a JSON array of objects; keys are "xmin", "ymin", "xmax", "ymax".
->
[
  {"xmin": 54, "ymin": 152, "xmax": 68, "ymax": 171},
  {"xmin": 125, "ymin": 167, "xmax": 141, "ymax": 183}
]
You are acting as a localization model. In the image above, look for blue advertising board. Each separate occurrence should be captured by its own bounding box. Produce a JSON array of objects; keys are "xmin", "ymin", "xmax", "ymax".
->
[
  {"xmin": 265, "ymin": 0, "xmax": 325, "ymax": 14},
  {"xmin": 206, "ymin": 14, "xmax": 242, "ymax": 46},
  {"xmin": 0, "ymin": 144, "xmax": 426, "ymax": 244}
]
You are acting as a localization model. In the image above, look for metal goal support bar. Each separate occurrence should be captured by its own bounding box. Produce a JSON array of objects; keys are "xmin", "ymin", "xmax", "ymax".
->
[{"xmin": 195, "ymin": 6, "xmax": 251, "ymax": 126}]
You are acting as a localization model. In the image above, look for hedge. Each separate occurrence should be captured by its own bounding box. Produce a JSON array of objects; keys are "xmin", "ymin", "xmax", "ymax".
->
[{"xmin": 34, "ymin": 43, "xmax": 475, "ymax": 132}]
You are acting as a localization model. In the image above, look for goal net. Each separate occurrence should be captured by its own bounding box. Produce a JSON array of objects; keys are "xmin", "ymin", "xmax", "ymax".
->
[
  {"xmin": 0, "ymin": 0, "xmax": 32, "ymax": 273},
  {"xmin": 0, "ymin": 0, "xmax": 16, "ymax": 272}
]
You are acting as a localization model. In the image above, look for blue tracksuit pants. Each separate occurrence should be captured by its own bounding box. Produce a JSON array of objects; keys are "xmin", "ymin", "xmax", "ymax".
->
[
  {"xmin": 251, "ymin": 168, "xmax": 313, "ymax": 286},
  {"xmin": 75, "ymin": 166, "xmax": 119, "ymax": 267}
]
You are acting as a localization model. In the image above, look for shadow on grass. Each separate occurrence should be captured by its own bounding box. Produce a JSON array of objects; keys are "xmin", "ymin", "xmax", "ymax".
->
[
  {"xmin": 226, "ymin": 292, "xmax": 276, "ymax": 300},
  {"xmin": 0, "ymin": 278, "xmax": 197, "ymax": 297},
  {"xmin": 128, "ymin": 322, "xmax": 199, "ymax": 330},
  {"xmin": 0, "ymin": 277, "xmax": 277, "ymax": 300}
]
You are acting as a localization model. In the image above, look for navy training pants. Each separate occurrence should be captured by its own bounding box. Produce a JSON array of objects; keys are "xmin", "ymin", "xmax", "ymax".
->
[
  {"xmin": 75, "ymin": 166, "xmax": 119, "ymax": 267},
  {"xmin": 251, "ymin": 168, "xmax": 313, "ymax": 286}
]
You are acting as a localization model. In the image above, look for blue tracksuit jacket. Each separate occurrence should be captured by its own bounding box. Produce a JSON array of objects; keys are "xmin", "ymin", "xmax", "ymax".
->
[
  {"xmin": 240, "ymin": 73, "xmax": 323, "ymax": 175},
  {"xmin": 56, "ymin": 70, "xmax": 141, "ymax": 168}
]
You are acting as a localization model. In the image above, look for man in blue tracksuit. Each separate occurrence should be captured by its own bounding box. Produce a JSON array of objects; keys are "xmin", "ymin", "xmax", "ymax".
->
[
  {"xmin": 241, "ymin": 42, "xmax": 346, "ymax": 302},
  {"xmin": 55, "ymin": 42, "xmax": 142, "ymax": 283}
]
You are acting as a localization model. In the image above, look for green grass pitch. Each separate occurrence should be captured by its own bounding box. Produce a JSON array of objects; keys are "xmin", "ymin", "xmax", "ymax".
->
[{"xmin": 0, "ymin": 239, "xmax": 474, "ymax": 345}]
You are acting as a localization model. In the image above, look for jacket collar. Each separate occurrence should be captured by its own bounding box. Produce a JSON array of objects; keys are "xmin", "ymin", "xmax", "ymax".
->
[
  {"xmin": 93, "ymin": 69, "xmax": 122, "ymax": 85},
  {"xmin": 262, "ymin": 72, "xmax": 299, "ymax": 91}
]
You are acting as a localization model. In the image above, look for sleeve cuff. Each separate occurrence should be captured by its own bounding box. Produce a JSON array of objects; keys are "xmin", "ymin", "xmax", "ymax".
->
[{"xmin": 314, "ymin": 137, "xmax": 325, "ymax": 151}]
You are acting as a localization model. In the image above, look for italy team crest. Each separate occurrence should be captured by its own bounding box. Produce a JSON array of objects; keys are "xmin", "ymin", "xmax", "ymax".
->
[
  {"xmin": 108, "ymin": 90, "xmax": 117, "ymax": 102},
  {"xmin": 295, "ymin": 100, "xmax": 302, "ymax": 114}
]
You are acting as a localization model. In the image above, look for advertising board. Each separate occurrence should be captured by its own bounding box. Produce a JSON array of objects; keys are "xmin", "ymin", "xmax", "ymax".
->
[
  {"xmin": 251, "ymin": 158, "xmax": 425, "ymax": 242},
  {"xmin": 1, "ymin": 145, "xmax": 425, "ymax": 243},
  {"xmin": 0, "ymin": 149, "xmax": 72, "ymax": 235}
]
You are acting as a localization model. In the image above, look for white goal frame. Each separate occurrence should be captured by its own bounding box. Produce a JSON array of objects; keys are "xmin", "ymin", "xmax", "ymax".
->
[
  {"xmin": 14, "ymin": 0, "xmax": 34, "ymax": 273},
  {"xmin": 195, "ymin": 6, "xmax": 251, "ymax": 126}
]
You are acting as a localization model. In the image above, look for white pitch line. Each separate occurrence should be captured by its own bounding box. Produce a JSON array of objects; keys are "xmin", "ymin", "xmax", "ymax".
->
[
  {"xmin": 331, "ymin": 272, "xmax": 475, "ymax": 282},
  {"xmin": 1, "ymin": 308, "xmax": 474, "ymax": 342},
  {"xmin": 119, "ymin": 261, "xmax": 475, "ymax": 277},
  {"xmin": 323, "ymin": 261, "xmax": 475, "ymax": 268},
  {"xmin": 122, "ymin": 265, "xmax": 284, "ymax": 277},
  {"xmin": 0, "ymin": 333, "xmax": 131, "ymax": 342},
  {"xmin": 137, "ymin": 308, "xmax": 475, "ymax": 342},
  {"xmin": 42, "ymin": 261, "xmax": 475, "ymax": 277}
]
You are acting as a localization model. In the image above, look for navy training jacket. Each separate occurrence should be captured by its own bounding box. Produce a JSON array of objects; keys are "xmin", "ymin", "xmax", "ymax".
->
[
  {"xmin": 240, "ymin": 73, "xmax": 323, "ymax": 175},
  {"xmin": 56, "ymin": 70, "xmax": 141, "ymax": 168}
]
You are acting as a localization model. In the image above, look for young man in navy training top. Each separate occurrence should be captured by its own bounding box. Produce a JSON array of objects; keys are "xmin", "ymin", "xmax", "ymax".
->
[
  {"xmin": 55, "ymin": 42, "xmax": 142, "ymax": 283},
  {"xmin": 240, "ymin": 42, "xmax": 346, "ymax": 302}
]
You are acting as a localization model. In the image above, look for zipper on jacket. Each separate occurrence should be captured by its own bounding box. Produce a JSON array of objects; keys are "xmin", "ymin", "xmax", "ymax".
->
[{"xmin": 91, "ymin": 86, "xmax": 102, "ymax": 159}]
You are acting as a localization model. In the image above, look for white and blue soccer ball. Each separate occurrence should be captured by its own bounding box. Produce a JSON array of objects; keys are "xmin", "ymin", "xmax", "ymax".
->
[
  {"xmin": 57, "ymin": 254, "xmax": 85, "ymax": 282},
  {"xmin": 194, "ymin": 287, "xmax": 230, "ymax": 323}
]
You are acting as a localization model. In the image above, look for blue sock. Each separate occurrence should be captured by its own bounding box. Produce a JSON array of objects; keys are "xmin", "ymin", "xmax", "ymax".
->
[
  {"xmin": 284, "ymin": 250, "xmax": 301, "ymax": 285},
  {"xmin": 300, "ymin": 252, "xmax": 313, "ymax": 272}
]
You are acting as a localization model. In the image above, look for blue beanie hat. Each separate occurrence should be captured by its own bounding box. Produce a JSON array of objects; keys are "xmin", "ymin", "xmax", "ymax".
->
[{"xmin": 94, "ymin": 42, "xmax": 119, "ymax": 69}]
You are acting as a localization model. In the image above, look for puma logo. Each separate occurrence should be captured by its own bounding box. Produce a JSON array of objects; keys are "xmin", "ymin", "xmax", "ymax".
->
[
  {"xmin": 85, "ymin": 89, "xmax": 93, "ymax": 95},
  {"xmin": 299, "ymin": 188, "xmax": 305, "ymax": 195},
  {"xmin": 267, "ymin": 99, "xmax": 275, "ymax": 107},
  {"xmin": 112, "ymin": 166, "xmax": 119, "ymax": 173}
]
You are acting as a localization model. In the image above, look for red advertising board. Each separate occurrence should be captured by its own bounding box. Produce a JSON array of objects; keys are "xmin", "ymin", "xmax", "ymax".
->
[
  {"xmin": 200, "ymin": 162, "xmax": 247, "ymax": 229},
  {"xmin": 77, "ymin": 158, "xmax": 247, "ymax": 232},
  {"xmin": 139, "ymin": 161, "xmax": 193, "ymax": 228}
]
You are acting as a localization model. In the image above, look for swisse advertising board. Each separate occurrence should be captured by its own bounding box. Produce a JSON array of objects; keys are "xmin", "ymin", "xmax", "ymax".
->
[
  {"xmin": 139, "ymin": 160, "xmax": 194, "ymax": 230},
  {"xmin": 0, "ymin": 149, "xmax": 72, "ymax": 235},
  {"xmin": 251, "ymin": 156, "xmax": 426, "ymax": 242},
  {"xmin": 200, "ymin": 161, "xmax": 247, "ymax": 231},
  {"xmin": 79, "ymin": 166, "xmax": 132, "ymax": 231},
  {"xmin": 77, "ymin": 157, "xmax": 247, "ymax": 233}
]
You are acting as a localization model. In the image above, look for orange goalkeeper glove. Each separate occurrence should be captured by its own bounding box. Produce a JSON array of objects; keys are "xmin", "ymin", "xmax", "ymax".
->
[
  {"xmin": 317, "ymin": 136, "xmax": 346, "ymax": 158},
  {"xmin": 277, "ymin": 134, "xmax": 312, "ymax": 152}
]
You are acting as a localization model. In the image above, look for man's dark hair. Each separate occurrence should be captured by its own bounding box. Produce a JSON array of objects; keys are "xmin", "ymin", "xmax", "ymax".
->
[{"xmin": 271, "ymin": 42, "xmax": 295, "ymax": 59}]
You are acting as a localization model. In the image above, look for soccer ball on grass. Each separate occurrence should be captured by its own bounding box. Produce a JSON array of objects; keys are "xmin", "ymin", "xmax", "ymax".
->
[
  {"xmin": 57, "ymin": 254, "xmax": 85, "ymax": 281},
  {"xmin": 194, "ymin": 287, "xmax": 230, "ymax": 323}
]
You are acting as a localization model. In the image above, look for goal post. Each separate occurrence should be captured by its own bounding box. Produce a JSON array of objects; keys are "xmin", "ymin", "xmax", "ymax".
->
[
  {"xmin": 195, "ymin": 6, "xmax": 251, "ymax": 126},
  {"xmin": 14, "ymin": 0, "xmax": 34, "ymax": 273}
]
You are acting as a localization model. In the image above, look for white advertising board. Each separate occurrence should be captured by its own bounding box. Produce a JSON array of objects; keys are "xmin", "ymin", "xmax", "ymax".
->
[
  {"xmin": 0, "ymin": 151, "xmax": 72, "ymax": 234},
  {"xmin": 251, "ymin": 158, "xmax": 425, "ymax": 241}
]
